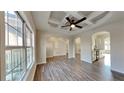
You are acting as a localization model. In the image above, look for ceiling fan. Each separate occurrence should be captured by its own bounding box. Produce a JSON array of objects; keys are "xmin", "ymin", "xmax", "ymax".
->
[{"xmin": 61, "ymin": 17, "xmax": 87, "ymax": 31}]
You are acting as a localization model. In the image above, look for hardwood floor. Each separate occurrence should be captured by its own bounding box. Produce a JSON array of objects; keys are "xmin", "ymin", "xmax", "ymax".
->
[{"xmin": 34, "ymin": 56, "xmax": 124, "ymax": 81}]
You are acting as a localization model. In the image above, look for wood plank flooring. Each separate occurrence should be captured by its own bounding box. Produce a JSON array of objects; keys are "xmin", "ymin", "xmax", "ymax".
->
[{"xmin": 34, "ymin": 56, "xmax": 124, "ymax": 81}]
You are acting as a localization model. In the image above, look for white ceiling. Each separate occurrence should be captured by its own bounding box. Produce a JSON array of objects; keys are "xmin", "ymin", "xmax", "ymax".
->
[{"xmin": 32, "ymin": 11, "xmax": 124, "ymax": 36}]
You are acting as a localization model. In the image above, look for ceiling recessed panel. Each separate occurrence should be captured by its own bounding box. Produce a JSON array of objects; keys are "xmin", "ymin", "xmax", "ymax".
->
[
  {"xmin": 48, "ymin": 21, "xmax": 58, "ymax": 28},
  {"xmin": 91, "ymin": 11, "xmax": 109, "ymax": 23},
  {"xmin": 49, "ymin": 11, "xmax": 66, "ymax": 22},
  {"xmin": 78, "ymin": 11, "xmax": 93, "ymax": 17}
]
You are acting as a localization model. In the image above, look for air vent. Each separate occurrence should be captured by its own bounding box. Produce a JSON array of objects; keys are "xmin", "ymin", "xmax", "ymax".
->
[{"xmin": 91, "ymin": 11, "xmax": 109, "ymax": 23}]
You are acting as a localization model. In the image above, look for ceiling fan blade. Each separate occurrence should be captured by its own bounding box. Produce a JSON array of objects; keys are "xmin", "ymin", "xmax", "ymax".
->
[
  {"xmin": 61, "ymin": 25, "xmax": 70, "ymax": 27},
  {"xmin": 71, "ymin": 17, "xmax": 75, "ymax": 23},
  {"xmin": 70, "ymin": 27, "xmax": 72, "ymax": 31},
  {"xmin": 75, "ymin": 25, "xmax": 83, "ymax": 28},
  {"xmin": 66, "ymin": 17, "xmax": 71, "ymax": 23},
  {"xmin": 65, "ymin": 22, "xmax": 70, "ymax": 25},
  {"xmin": 74, "ymin": 17, "xmax": 87, "ymax": 24}
]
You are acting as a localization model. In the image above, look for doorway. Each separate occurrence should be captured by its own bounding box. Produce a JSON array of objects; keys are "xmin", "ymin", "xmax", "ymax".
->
[{"xmin": 92, "ymin": 32, "xmax": 111, "ymax": 66}]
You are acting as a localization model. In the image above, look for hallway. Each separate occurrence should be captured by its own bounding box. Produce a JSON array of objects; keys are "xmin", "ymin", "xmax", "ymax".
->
[{"xmin": 34, "ymin": 57, "xmax": 122, "ymax": 81}]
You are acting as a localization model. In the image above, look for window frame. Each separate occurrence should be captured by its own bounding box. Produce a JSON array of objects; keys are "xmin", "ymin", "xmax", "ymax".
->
[
  {"xmin": 25, "ymin": 24, "xmax": 33, "ymax": 69},
  {"xmin": 5, "ymin": 11, "xmax": 34, "ymax": 81},
  {"xmin": 5, "ymin": 11, "xmax": 24, "ymax": 47}
]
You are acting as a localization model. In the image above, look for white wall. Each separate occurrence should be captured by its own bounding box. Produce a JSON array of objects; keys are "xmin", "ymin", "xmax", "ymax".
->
[
  {"xmin": 53, "ymin": 38, "xmax": 67, "ymax": 56},
  {"xmin": 68, "ymin": 37, "xmax": 75, "ymax": 58},
  {"xmin": 110, "ymin": 27, "xmax": 124, "ymax": 73},
  {"xmin": 80, "ymin": 32, "xmax": 92, "ymax": 63},
  {"xmin": 36, "ymin": 31, "xmax": 47, "ymax": 64},
  {"xmin": 46, "ymin": 37, "xmax": 67, "ymax": 58},
  {"xmin": 79, "ymin": 21, "xmax": 124, "ymax": 74},
  {"xmin": 46, "ymin": 39, "xmax": 54, "ymax": 57},
  {"xmin": 75, "ymin": 38, "xmax": 81, "ymax": 54}
]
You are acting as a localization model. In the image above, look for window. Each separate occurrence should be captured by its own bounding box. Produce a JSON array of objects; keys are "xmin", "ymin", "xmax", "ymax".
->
[
  {"xmin": 5, "ymin": 11, "xmax": 33, "ymax": 81},
  {"xmin": 5, "ymin": 11, "xmax": 23, "ymax": 46}
]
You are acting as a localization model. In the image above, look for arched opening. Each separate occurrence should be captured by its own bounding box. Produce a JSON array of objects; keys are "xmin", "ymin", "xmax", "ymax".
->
[{"xmin": 92, "ymin": 31, "xmax": 111, "ymax": 66}]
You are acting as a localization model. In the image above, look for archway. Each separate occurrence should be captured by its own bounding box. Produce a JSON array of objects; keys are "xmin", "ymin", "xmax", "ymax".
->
[{"xmin": 92, "ymin": 31, "xmax": 111, "ymax": 66}]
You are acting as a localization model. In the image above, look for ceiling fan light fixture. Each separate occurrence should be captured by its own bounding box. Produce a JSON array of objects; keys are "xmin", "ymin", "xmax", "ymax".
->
[
  {"xmin": 62, "ymin": 16, "xmax": 86, "ymax": 31},
  {"xmin": 71, "ymin": 24, "xmax": 75, "ymax": 28}
]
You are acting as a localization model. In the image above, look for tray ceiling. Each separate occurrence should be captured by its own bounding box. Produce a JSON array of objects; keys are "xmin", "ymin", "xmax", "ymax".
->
[
  {"xmin": 32, "ymin": 11, "xmax": 123, "ymax": 36},
  {"xmin": 48, "ymin": 11, "xmax": 110, "ymax": 31}
]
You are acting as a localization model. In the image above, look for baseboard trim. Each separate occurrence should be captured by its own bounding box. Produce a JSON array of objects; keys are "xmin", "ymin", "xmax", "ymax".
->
[
  {"xmin": 37, "ymin": 62, "xmax": 46, "ymax": 65},
  {"xmin": 47, "ymin": 55, "xmax": 67, "ymax": 58},
  {"xmin": 46, "ymin": 56, "xmax": 53, "ymax": 59},
  {"xmin": 111, "ymin": 70, "xmax": 124, "ymax": 80}
]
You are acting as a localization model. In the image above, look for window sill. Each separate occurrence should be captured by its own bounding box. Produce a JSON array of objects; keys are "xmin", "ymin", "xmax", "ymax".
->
[{"xmin": 22, "ymin": 62, "xmax": 36, "ymax": 81}]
